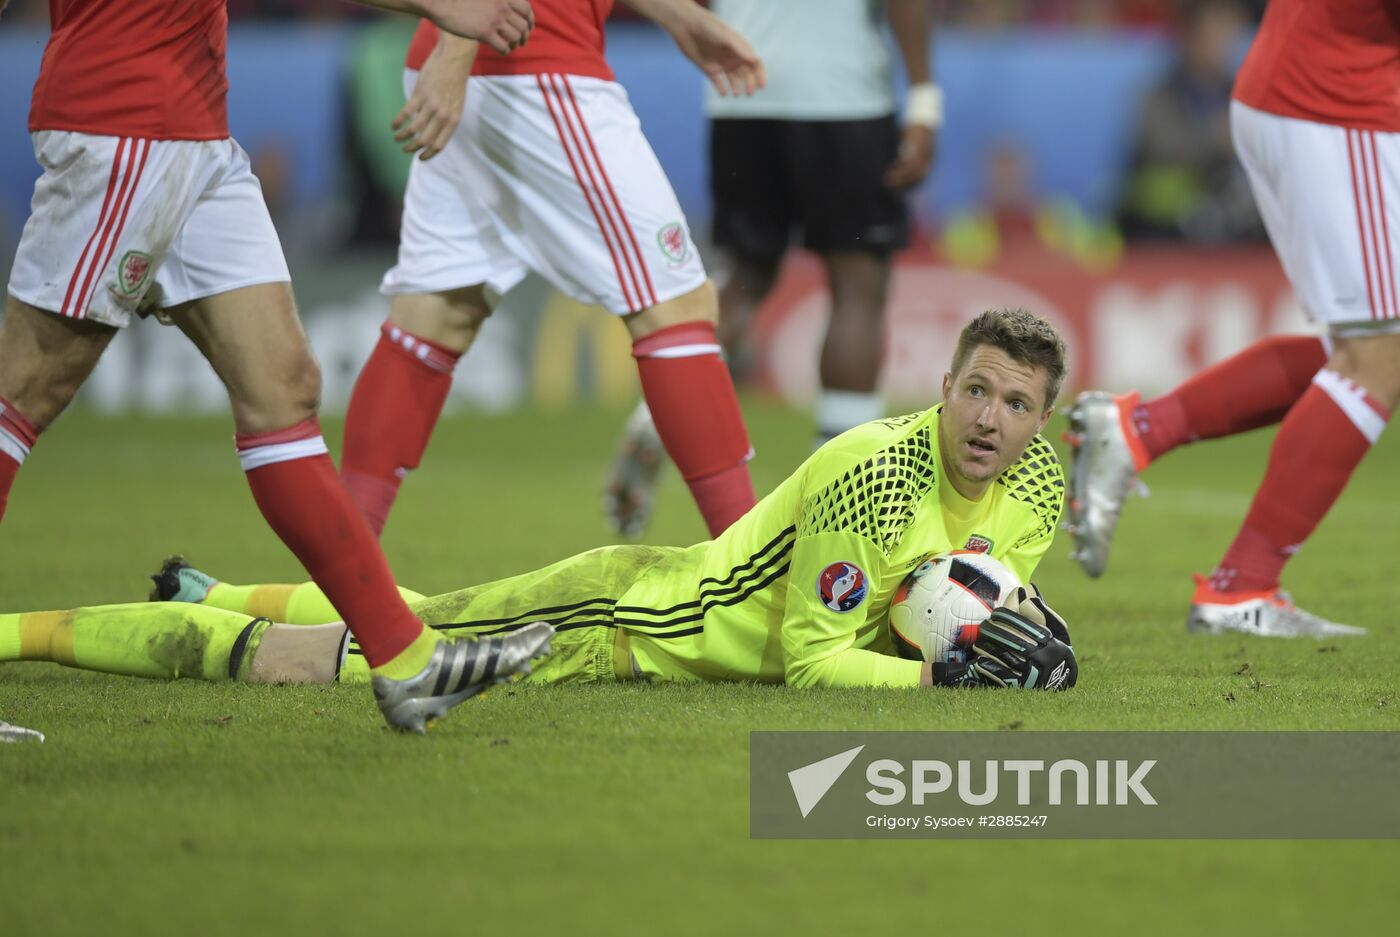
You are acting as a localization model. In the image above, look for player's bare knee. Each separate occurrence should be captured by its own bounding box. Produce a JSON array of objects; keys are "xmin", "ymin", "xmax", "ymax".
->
[
  {"xmin": 286, "ymin": 353, "xmax": 323, "ymax": 414},
  {"xmin": 227, "ymin": 349, "xmax": 322, "ymax": 433},
  {"xmin": 274, "ymin": 350, "xmax": 322, "ymax": 422},
  {"xmin": 389, "ymin": 287, "xmax": 491, "ymax": 354},
  {"xmin": 1329, "ymin": 331, "xmax": 1400, "ymax": 410},
  {"xmin": 0, "ymin": 377, "xmax": 82, "ymax": 431},
  {"xmin": 0, "ymin": 299, "xmax": 115, "ymax": 428},
  {"xmin": 625, "ymin": 279, "xmax": 718, "ymax": 340}
]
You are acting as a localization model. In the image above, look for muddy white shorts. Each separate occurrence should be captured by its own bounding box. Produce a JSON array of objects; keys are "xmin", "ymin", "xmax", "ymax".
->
[
  {"xmin": 7, "ymin": 131, "xmax": 290, "ymax": 328},
  {"xmin": 382, "ymin": 72, "xmax": 706, "ymax": 315},
  {"xmin": 1232, "ymin": 100, "xmax": 1400, "ymax": 336}
]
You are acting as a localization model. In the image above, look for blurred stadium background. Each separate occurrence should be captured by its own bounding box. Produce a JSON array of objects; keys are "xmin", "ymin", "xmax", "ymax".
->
[{"xmin": 0, "ymin": 0, "xmax": 1294, "ymax": 417}]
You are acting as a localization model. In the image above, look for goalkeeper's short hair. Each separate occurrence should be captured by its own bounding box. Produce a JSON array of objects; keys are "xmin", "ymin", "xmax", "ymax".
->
[{"xmin": 950, "ymin": 308, "xmax": 1068, "ymax": 408}]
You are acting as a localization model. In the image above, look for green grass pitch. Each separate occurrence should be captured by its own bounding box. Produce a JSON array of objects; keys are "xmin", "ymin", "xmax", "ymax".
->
[{"xmin": 2, "ymin": 399, "xmax": 1398, "ymax": 935}]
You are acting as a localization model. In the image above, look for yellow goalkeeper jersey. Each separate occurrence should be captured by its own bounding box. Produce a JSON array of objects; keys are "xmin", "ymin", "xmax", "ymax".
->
[{"xmin": 620, "ymin": 407, "xmax": 1064, "ymax": 688}]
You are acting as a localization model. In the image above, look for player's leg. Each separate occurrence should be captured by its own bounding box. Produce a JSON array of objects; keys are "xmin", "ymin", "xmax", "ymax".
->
[
  {"xmin": 1, "ymin": 131, "xmax": 157, "ymax": 524},
  {"xmin": 340, "ymin": 71, "xmax": 524, "ymax": 535},
  {"xmin": 344, "ymin": 543, "xmax": 673, "ymax": 685},
  {"xmin": 714, "ymin": 253, "xmax": 783, "ymax": 372},
  {"xmin": 1195, "ymin": 331, "xmax": 1397, "ymax": 627},
  {"xmin": 454, "ymin": 75, "xmax": 757, "ymax": 537},
  {"xmin": 792, "ymin": 116, "xmax": 907, "ymax": 446},
  {"xmin": 603, "ymin": 246, "xmax": 778, "ymax": 538},
  {"xmin": 496, "ymin": 90, "xmax": 758, "ymax": 538},
  {"xmin": 0, "ymin": 596, "xmax": 356, "ymax": 684},
  {"xmin": 1121, "ymin": 97, "xmax": 1333, "ymax": 464},
  {"xmin": 0, "ymin": 600, "xmax": 275, "ymax": 681},
  {"xmin": 815, "ymin": 251, "xmax": 891, "ymax": 444},
  {"xmin": 161, "ymin": 142, "xmax": 539, "ymax": 729},
  {"xmin": 2, "ymin": 586, "xmax": 534, "ymax": 690},
  {"xmin": 203, "ymin": 545, "xmax": 635, "ymax": 686},
  {"xmin": 1086, "ymin": 336, "xmax": 1328, "ymax": 468},
  {"xmin": 146, "ymin": 543, "xmax": 655, "ymax": 686},
  {"xmin": 341, "ymin": 288, "xmax": 486, "ymax": 535},
  {"xmin": 1064, "ymin": 334, "xmax": 1328, "ymax": 576},
  {"xmin": 1189, "ymin": 105, "xmax": 1399, "ymax": 635},
  {"xmin": 1066, "ymin": 101, "xmax": 1332, "ymax": 578},
  {"xmin": 1065, "ymin": 137, "xmax": 1327, "ymax": 498},
  {"xmin": 708, "ymin": 117, "xmax": 788, "ymax": 376},
  {"xmin": 622, "ymin": 283, "xmax": 755, "ymax": 537},
  {"xmin": 149, "ymin": 555, "xmax": 426, "ymax": 623},
  {"xmin": 0, "ymin": 298, "xmax": 116, "ymax": 522},
  {"xmin": 166, "ymin": 283, "xmax": 448, "ymax": 670}
]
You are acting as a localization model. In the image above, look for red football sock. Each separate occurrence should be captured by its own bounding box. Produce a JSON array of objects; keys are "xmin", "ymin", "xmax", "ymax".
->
[
  {"xmin": 1209, "ymin": 370, "xmax": 1388, "ymax": 594},
  {"xmin": 1133, "ymin": 335, "xmax": 1326, "ymax": 463},
  {"xmin": 0, "ymin": 397, "xmax": 39, "ymax": 525},
  {"xmin": 342, "ymin": 321, "xmax": 462, "ymax": 536},
  {"xmin": 238, "ymin": 418, "xmax": 423, "ymax": 666},
  {"xmin": 633, "ymin": 321, "xmax": 755, "ymax": 536}
]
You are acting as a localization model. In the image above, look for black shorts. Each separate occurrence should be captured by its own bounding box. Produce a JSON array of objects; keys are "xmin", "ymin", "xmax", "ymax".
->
[{"xmin": 710, "ymin": 115, "xmax": 909, "ymax": 261}]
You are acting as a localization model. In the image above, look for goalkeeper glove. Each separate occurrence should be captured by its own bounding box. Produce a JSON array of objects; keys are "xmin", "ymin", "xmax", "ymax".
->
[
  {"xmin": 932, "ymin": 607, "xmax": 1077, "ymax": 691},
  {"xmin": 1008, "ymin": 583, "xmax": 1072, "ymax": 648}
]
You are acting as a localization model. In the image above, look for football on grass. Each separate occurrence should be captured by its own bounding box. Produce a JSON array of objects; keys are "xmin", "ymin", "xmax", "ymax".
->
[{"xmin": 888, "ymin": 551, "xmax": 1021, "ymax": 663}]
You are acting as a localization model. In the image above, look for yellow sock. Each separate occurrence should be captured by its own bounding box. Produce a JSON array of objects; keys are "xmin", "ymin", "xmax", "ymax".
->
[
  {"xmin": 370, "ymin": 625, "xmax": 438, "ymax": 680},
  {"xmin": 203, "ymin": 582, "xmax": 258, "ymax": 614},
  {"xmin": 0, "ymin": 612, "xmax": 23, "ymax": 662},
  {"xmin": 204, "ymin": 581, "xmax": 424, "ymax": 625},
  {"xmin": 0, "ymin": 610, "xmax": 73, "ymax": 665},
  {"xmin": 206, "ymin": 582, "xmax": 331, "ymax": 622}
]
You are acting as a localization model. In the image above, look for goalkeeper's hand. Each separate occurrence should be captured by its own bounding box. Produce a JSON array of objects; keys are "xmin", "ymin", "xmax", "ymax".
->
[
  {"xmin": 931, "ymin": 607, "xmax": 1078, "ymax": 691},
  {"xmin": 1007, "ymin": 583, "xmax": 1072, "ymax": 648}
]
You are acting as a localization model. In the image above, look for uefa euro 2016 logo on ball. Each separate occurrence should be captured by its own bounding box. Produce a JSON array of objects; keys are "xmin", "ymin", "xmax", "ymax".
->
[{"xmin": 888, "ymin": 552, "xmax": 1021, "ymax": 663}]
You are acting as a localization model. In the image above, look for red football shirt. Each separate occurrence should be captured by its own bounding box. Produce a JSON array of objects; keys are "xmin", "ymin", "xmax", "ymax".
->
[
  {"xmin": 1233, "ymin": 0, "xmax": 1400, "ymax": 131},
  {"xmin": 29, "ymin": 0, "xmax": 229, "ymax": 140},
  {"xmin": 406, "ymin": 0, "xmax": 614, "ymax": 81}
]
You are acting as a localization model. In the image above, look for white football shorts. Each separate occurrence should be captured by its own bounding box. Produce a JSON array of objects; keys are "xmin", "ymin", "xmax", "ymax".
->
[
  {"xmin": 1232, "ymin": 100, "xmax": 1400, "ymax": 336},
  {"xmin": 382, "ymin": 72, "xmax": 706, "ymax": 315},
  {"xmin": 7, "ymin": 131, "xmax": 289, "ymax": 329}
]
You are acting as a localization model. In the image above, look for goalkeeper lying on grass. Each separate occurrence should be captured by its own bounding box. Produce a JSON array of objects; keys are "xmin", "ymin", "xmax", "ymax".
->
[{"xmin": 1, "ymin": 309, "xmax": 1077, "ymax": 692}]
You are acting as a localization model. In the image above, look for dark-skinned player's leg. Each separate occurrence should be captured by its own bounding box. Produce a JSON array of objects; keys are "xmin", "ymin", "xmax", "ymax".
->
[{"xmin": 814, "ymin": 251, "xmax": 891, "ymax": 447}]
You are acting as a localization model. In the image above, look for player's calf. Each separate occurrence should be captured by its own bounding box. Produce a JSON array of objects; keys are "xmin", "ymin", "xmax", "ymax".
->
[{"xmin": 623, "ymin": 299, "xmax": 756, "ymax": 536}]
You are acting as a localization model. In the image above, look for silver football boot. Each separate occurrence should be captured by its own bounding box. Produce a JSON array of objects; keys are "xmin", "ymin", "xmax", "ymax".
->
[
  {"xmin": 373, "ymin": 622, "xmax": 555, "ymax": 733},
  {"xmin": 1187, "ymin": 584, "xmax": 1367, "ymax": 638},
  {"xmin": 0, "ymin": 721, "xmax": 45, "ymax": 744},
  {"xmin": 1063, "ymin": 391, "xmax": 1148, "ymax": 578},
  {"xmin": 603, "ymin": 402, "xmax": 667, "ymax": 538}
]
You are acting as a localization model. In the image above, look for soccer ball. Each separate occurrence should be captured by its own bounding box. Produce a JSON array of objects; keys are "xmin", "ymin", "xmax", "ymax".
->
[{"xmin": 887, "ymin": 551, "xmax": 1022, "ymax": 663}]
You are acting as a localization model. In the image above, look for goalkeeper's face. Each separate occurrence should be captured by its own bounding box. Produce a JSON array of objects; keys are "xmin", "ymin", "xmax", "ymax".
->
[{"xmin": 938, "ymin": 345, "xmax": 1054, "ymax": 499}]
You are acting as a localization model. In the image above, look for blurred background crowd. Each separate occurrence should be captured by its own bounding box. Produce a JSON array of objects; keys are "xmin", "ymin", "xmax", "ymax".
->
[
  {"xmin": 0, "ymin": 1, "xmax": 1269, "ymax": 25},
  {"xmin": 0, "ymin": 1, "xmax": 1288, "ymax": 411},
  {"xmin": 1, "ymin": 0, "xmax": 1267, "ymax": 255}
]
